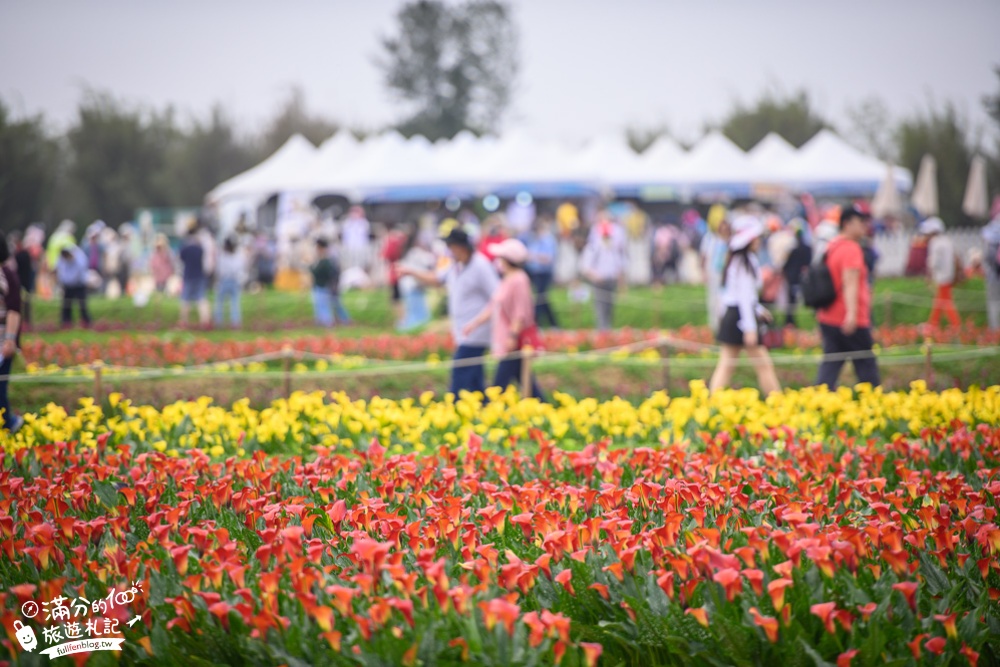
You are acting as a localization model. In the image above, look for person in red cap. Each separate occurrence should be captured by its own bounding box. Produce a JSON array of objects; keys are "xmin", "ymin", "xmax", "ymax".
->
[
  {"xmin": 815, "ymin": 205, "xmax": 881, "ymax": 389},
  {"xmin": 463, "ymin": 238, "xmax": 545, "ymax": 400}
]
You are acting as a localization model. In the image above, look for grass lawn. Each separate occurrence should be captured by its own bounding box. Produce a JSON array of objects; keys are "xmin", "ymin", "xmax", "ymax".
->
[
  {"xmin": 13, "ymin": 277, "xmax": 997, "ymax": 412},
  {"xmin": 29, "ymin": 277, "xmax": 991, "ymax": 344}
]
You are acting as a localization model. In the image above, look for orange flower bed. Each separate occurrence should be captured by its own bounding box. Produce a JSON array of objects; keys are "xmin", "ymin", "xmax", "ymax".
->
[
  {"xmin": 1, "ymin": 421, "xmax": 998, "ymax": 664},
  {"xmin": 20, "ymin": 325, "xmax": 1000, "ymax": 370}
]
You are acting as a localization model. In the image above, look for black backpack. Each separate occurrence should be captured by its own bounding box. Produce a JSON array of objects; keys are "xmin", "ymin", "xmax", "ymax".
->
[{"xmin": 801, "ymin": 252, "xmax": 836, "ymax": 309}]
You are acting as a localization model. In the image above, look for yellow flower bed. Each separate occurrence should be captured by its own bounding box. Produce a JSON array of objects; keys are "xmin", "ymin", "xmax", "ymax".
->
[{"xmin": 4, "ymin": 382, "xmax": 998, "ymax": 459}]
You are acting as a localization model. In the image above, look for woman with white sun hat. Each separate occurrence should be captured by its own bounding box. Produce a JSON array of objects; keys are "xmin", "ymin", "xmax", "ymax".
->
[{"xmin": 709, "ymin": 214, "xmax": 781, "ymax": 396}]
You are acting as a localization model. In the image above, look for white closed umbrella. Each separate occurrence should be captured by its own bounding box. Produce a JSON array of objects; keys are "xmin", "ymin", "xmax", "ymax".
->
[
  {"xmin": 962, "ymin": 154, "xmax": 989, "ymax": 219},
  {"xmin": 911, "ymin": 154, "xmax": 938, "ymax": 217},
  {"xmin": 871, "ymin": 163, "xmax": 903, "ymax": 219}
]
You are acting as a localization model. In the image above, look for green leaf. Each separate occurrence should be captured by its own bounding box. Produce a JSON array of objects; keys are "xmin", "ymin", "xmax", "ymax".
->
[
  {"xmin": 150, "ymin": 621, "xmax": 171, "ymax": 661},
  {"xmin": 918, "ymin": 553, "xmax": 950, "ymax": 596},
  {"xmin": 798, "ymin": 638, "xmax": 835, "ymax": 667},
  {"xmin": 92, "ymin": 479, "xmax": 119, "ymax": 508}
]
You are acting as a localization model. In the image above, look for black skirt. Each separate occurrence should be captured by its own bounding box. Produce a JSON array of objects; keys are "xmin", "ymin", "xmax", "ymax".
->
[{"xmin": 717, "ymin": 306, "xmax": 749, "ymax": 346}]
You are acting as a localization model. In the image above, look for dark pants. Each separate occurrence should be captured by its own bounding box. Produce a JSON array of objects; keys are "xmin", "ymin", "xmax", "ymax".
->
[
  {"xmin": 785, "ymin": 282, "xmax": 800, "ymax": 327},
  {"xmin": 816, "ymin": 324, "xmax": 881, "ymax": 389},
  {"xmin": 493, "ymin": 355, "xmax": 546, "ymax": 402},
  {"xmin": 594, "ymin": 279, "xmax": 617, "ymax": 331},
  {"xmin": 0, "ymin": 356, "xmax": 11, "ymax": 427},
  {"xmin": 451, "ymin": 344, "xmax": 487, "ymax": 397},
  {"xmin": 529, "ymin": 270, "xmax": 559, "ymax": 328},
  {"xmin": 61, "ymin": 284, "xmax": 91, "ymax": 326},
  {"xmin": 20, "ymin": 292, "xmax": 31, "ymax": 326}
]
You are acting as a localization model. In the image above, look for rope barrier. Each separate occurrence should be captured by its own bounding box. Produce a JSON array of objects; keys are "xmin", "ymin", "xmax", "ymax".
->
[{"xmin": 7, "ymin": 334, "xmax": 998, "ymax": 384}]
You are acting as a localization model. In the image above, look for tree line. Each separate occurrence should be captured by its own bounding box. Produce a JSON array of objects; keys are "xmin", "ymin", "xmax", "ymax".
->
[{"xmin": 0, "ymin": 87, "xmax": 345, "ymax": 232}]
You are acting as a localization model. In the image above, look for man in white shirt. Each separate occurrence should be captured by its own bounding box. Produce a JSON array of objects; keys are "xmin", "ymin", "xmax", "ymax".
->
[
  {"xmin": 341, "ymin": 206, "xmax": 371, "ymax": 270},
  {"xmin": 399, "ymin": 229, "xmax": 499, "ymax": 396},
  {"xmin": 580, "ymin": 216, "xmax": 627, "ymax": 331},
  {"xmin": 921, "ymin": 217, "xmax": 960, "ymax": 329}
]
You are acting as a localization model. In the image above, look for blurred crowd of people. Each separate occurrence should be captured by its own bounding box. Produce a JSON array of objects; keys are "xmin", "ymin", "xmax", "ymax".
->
[
  {"xmin": 0, "ymin": 192, "xmax": 996, "ymax": 418},
  {"xmin": 8, "ymin": 194, "xmax": 1000, "ymax": 335}
]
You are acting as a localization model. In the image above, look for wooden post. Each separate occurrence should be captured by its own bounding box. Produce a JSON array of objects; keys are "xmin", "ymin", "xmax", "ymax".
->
[
  {"xmin": 93, "ymin": 363, "xmax": 103, "ymax": 405},
  {"xmin": 521, "ymin": 347, "xmax": 533, "ymax": 400},
  {"xmin": 283, "ymin": 346, "xmax": 293, "ymax": 398},
  {"xmin": 660, "ymin": 344, "xmax": 671, "ymax": 394},
  {"xmin": 883, "ymin": 293, "xmax": 892, "ymax": 327},
  {"xmin": 924, "ymin": 340, "xmax": 933, "ymax": 389}
]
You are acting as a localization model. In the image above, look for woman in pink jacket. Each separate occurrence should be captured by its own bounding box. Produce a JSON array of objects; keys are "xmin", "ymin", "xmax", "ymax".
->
[{"xmin": 463, "ymin": 238, "xmax": 545, "ymax": 401}]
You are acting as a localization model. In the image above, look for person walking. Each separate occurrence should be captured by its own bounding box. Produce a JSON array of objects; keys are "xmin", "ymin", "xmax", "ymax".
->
[
  {"xmin": 178, "ymin": 226, "xmax": 210, "ymax": 328},
  {"xmin": 983, "ymin": 201, "xmax": 1000, "ymax": 330},
  {"xmin": 580, "ymin": 217, "xmax": 627, "ymax": 331},
  {"xmin": 85, "ymin": 229, "xmax": 105, "ymax": 292},
  {"xmin": 150, "ymin": 234, "xmax": 175, "ymax": 293},
  {"xmin": 310, "ymin": 238, "xmax": 341, "ymax": 326},
  {"xmin": 477, "ymin": 216, "xmax": 508, "ymax": 262},
  {"xmin": 708, "ymin": 216, "xmax": 781, "ymax": 396},
  {"xmin": 252, "ymin": 232, "xmax": 277, "ymax": 289},
  {"xmin": 9, "ymin": 232, "xmax": 35, "ymax": 327},
  {"xmin": 46, "ymin": 220, "xmax": 76, "ymax": 278},
  {"xmin": 56, "ymin": 244, "xmax": 90, "ymax": 328},
  {"xmin": 397, "ymin": 229, "xmax": 436, "ymax": 331},
  {"xmin": 399, "ymin": 229, "xmax": 499, "ymax": 397},
  {"xmin": 699, "ymin": 215, "xmax": 730, "ymax": 332},
  {"xmin": 522, "ymin": 217, "xmax": 560, "ymax": 328},
  {"xmin": 815, "ymin": 205, "xmax": 881, "ymax": 389},
  {"xmin": 781, "ymin": 221, "xmax": 813, "ymax": 327},
  {"xmin": 0, "ymin": 239, "xmax": 24, "ymax": 432},
  {"xmin": 922, "ymin": 217, "xmax": 960, "ymax": 330},
  {"xmin": 214, "ymin": 237, "xmax": 246, "ymax": 328},
  {"xmin": 382, "ymin": 225, "xmax": 409, "ymax": 326},
  {"xmin": 341, "ymin": 206, "xmax": 371, "ymax": 270},
  {"xmin": 462, "ymin": 238, "xmax": 545, "ymax": 400}
]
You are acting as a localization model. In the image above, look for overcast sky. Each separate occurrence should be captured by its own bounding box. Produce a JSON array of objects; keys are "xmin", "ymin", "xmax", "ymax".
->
[{"xmin": 2, "ymin": 0, "xmax": 998, "ymax": 146}]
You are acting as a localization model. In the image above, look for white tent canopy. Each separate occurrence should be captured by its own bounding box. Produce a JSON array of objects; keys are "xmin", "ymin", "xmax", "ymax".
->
[
  {"xmin": 206, "ymin": 128, "xmax": 913, "ymax": 216},
  {"xmin": 641, "ymin": 135, "xmax": 685, "ymax": 168},
  {"xmin": 664, "ymin": 131, "xmax": 758, "ymax": 195},
  {"xmin": 284, "ymin": 131, "xmax": 363, "ymax": 193},
  {"xmin": 777, "ymin": 130, "xmax": 911, "ymax": 194},
  {"xmin": 207, "ymin": 134, "xmax": 317, "ymax": 205},
  {"xmin": 576, "ymin": 134, "xmax": 652, "ymax": 188},
  {"xmin": 749, "ymin": 133, "xmax": 799, "ymax": 182}
]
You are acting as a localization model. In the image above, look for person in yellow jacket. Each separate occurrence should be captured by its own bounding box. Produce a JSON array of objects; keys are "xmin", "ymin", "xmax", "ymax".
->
[{"xmin": 555, "ymin": 201, "xmax": 579, "ymax": 238}]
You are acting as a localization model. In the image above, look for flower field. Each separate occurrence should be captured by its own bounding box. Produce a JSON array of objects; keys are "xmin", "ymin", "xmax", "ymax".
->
[
  {"xmin": 2, "ymin": 385, "xmax": 1000, "ymax": 665},
  {"xmin": 20, "ymin": 325, "xmax": 1000, "ymax": 372}
]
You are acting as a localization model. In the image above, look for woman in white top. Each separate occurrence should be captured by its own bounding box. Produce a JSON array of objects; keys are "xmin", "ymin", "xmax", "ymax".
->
[
  {"xmin": 709, "ymin": 215, "xmax": 781, "ymax": 396},
  {"xmin": 214, "ymin": 237, "xmax": 247, "ymax": 328},
  {"xmin": 397, "ymin": 228, "xmax": 437, "ymax": 331}
]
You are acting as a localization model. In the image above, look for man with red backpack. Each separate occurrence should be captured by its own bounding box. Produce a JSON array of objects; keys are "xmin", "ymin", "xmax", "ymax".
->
[{"xmin": 815, "ymin": 205, "xmax": 881, "ymax": 389}]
